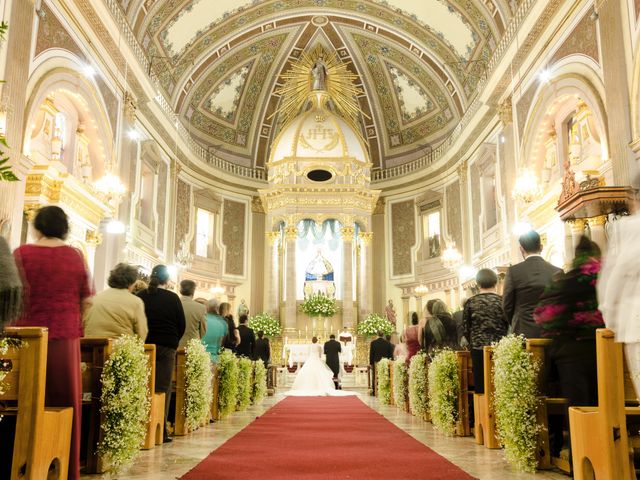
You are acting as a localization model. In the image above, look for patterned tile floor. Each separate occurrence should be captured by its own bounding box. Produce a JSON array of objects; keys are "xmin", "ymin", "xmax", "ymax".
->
[{"xmin": 81, "ymin": 374, "xmax": 568, "ymax": 479}]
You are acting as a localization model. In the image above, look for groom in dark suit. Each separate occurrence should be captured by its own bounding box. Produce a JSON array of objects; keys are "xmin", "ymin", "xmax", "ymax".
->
[
  {"xmin": 503, "ymin": 230, "xmax": 563, "ymax": 338},
  {"xmin": 324, "ymin": 335, "xmax": 342, "ymax": 388}
]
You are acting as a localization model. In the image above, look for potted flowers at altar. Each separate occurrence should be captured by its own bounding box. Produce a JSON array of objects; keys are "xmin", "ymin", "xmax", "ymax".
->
[
  {"xmin": 299, "ymin": 292, "xmax": 338, "ymax": 318},
  {"xmin": 248, "ymin": 312, "xmax": 282, "ymax": 337},
  {"xmin": 356, "ymin": 313, "xmax": 394, "ymax": 337}
]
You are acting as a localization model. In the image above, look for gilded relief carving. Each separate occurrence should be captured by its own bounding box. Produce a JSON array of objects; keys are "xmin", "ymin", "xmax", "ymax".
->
[
  {"xmin": 445, "ymin": 181, "xmax": 463, "ymax": 252},
  {"xmin": 470, "ymin": 163, "xmax": 482, "ymax": 253},
  {"xmin": 175, "ymin": 179, "xmax": 191, "ymax": 251},
  {"xmin": 156, "ymin": 161, "xmax": 168, "ymax": 251},
  {"xmin": 222, "ymin": 199, "xmax": 246, "ymax": 276},
  {"xmin": 391, "ymin": 200, "xmax": 416, "ymax": 276}
]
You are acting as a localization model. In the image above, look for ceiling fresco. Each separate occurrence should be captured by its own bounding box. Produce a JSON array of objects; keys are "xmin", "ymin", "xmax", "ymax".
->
[{"xmin": 123, "ymin": 0, "xmax": 514, "ymax": 169}]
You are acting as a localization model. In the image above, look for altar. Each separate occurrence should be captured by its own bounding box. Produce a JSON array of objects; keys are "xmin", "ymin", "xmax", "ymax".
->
[{"xmin": 283, "ymin": 342, "xmax": 356, "ymax": 368}]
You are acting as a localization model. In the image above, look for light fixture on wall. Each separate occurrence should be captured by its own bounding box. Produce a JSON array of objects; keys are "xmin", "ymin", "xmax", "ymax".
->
[
  {"xmin": 415, "ymin": 284, "xmax": 429, "ymax": 296},
  {"xmin": 94, "ymin": 171, "xmax": 126, "ymax": 204},
  {"xmin": 458, "ymin": 265, "xmax": 478, "ymax": 283},
  {"xmin": 105, "ymin": 219, "xmax": 126, "ymax": 234},
  {"xmin": 210, "ymin": 281, "xmax": 225, "ymax": 296},
  {"xmin": 441, "ymin": 244, "xmax": 463, "ymax": 271},
  {"xmin": 512, "ymin": 169, "xmax": 541, "ymax": 204}
]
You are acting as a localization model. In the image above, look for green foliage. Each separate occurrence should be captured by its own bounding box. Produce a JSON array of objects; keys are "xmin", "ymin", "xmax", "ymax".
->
[
  {"xmin": 356, "ymin": 313, "xmax": 394, "ymax": 337},
  {"xmin": 98, "ymin": 336, "xmax": 150, "ymax": 472},
  {"xmin": 393, "ymin": 360, "xmax": 409, "ymax": 408},
  {"xmin": 409, "ymin": 352, "xmax": 429, "ymax": 417},
  {"xmin": 184, "ymin": 339, "xmax": 213, "ymax": 431},
  {"xmin": 0, "ymin": 337, "xmax": 21, "ymax": 398},
  {"xmin": 248, "ymin": 312, "xmax": 282, "ymax": 337},
  {"xmin": 493, "ymin": 335, "xmax": 540, "ymax": 473},
  {"xmin": 251, "ymin": 361, "xmax": 267, "ymax": 405},
  {"xmin": 428, "ymin": 349, "xmax": 459, "ymax": 435},
  {"xmin": 236, "ymin": 357, "xmax": 253, "ymax": 411},
  {"xmin": 376, "ymin": 358, "xmax": 392, "ymax": 405},
  {"xmin": 217, "ymin": 350, "xmax": 239, "ymax": 417},
  {"xmin": 299, "ymin": 292, "xmax": 338, "ymax": 317}
]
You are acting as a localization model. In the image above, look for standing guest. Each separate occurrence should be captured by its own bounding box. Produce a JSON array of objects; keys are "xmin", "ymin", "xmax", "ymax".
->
[
  {"xmin": 418, "ymin": 299, "xmax": 437, "ymax": 349},
  {"xmin": 386, "ymin": 334, "xmax": 396, "ymax": 359},
  {"xmin": 432, "ymin": 300, "xmax": 459, "ymax": 349},
  {"xmin": 534, "ymin": 236, "xmax": 604, "ymax": 455},
  {"xmin": 369, "ymin": 331, "xmax": 393, "ymax": 395},
  {"xmin": 219, "ymin": 302, "xmax": 241, "ymax": 352},
  {"xmin": 254, "ymin": 331, "xmax": 271, "ymax": 367},
  {"xmin": 0, "ymin": 235, "xmax": 22, "ymax": 327},
  {"xmin": 202, "ymin": 298, "xmax": 228, "ymax": 363},
  {"xmin": 324, "ymin": 334, "xmax": 342, "ymax": 386},
  {"xmin": 83, "ymin": 263, "xmax": 148, "ymax": 339},
  {"xmin": 178, "ymin": 279, "xmax": 207, "ymax": 349},
  {"xmin": 130, "ymin": 279, "xmax": 148, "ymax": 295},
  {"xmin": 463, "ymin": 269, "xmax": 509, "ymax": 393},
  {"xmin": 236, "ymin": 314, "xmax": 255, "ymax": 358},
  {"xmin": 402, "ymin": 312, "xmax": 421, "ymax": 361},
  {"xmin": 503, "ymin": 230, "xmax": 562, "ymax": 338},
  {"xmin": 137, "ymin": 265, "xmax": 185, "ymax": 443},
  {"xmin": 13, "ymin": 206, "xmax": 93, "ymax": 479},
  {"xmin": 422, "ymin": 299, "xmax": 457, "ymax": 353}
]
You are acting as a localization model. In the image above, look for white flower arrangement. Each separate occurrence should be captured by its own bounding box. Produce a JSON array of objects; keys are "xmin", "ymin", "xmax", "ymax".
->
[
  {"xmin": 0, "ymin": 337, "xmax": 21, "ymax": 397},
  {"xmin": 428, "ymin": 349, "xmax": 459, "ymax": 435},
  {"xmin": 393, "ymin": 360, "xmax": 409, "ymax": 409},
  {"xmin": 251, "ymin": 361, "xmax": 267, "ymax": 405},
  {"xmin": 217, "ymin": 349, "xmax": 239, "ymax": 417},
  {"xmin": 409, "ymin": 352, "xmax": 429, "ymax": 418},
  {"xmin": 184, "ymin": 339, "xmax": 213, "ymax": 431},
  {"xmin": 377, "ymin": 358, "xmax": 392, "ymax": 405},
  {"xmin": 492, "ymin": 335, "xmax": 540, "ymax": 473},
  {"xmin": 356, "ymin": 313, "xmax": 394, "ymax": 337},
  {"xmin": 248, "ymin": 313, "xmax": 282, "ymax": 337},
  {"xmin": 236, "ymin": 357, "xmax": 253, "ymax": 411},
  {"xmin": 98, "ymin": 335, "xmax": 150, "ymax": 472},
  {"xmin": 299, "ymin": 292, "xmax": 338, "ymax": 317}
]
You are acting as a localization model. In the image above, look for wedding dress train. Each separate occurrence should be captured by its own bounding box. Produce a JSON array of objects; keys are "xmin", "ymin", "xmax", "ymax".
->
[{"xmin": 286, "ymin": 343, "xmax": 357, "ymax": 397}]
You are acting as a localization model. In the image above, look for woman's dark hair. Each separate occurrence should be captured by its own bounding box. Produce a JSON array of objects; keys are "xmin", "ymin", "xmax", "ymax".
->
[
  {"xmin": 426, "ymin": 299, "xmax": 437, "ymax": 314},
  {"xmin": 574, "ymin": 235, "xmax": 601, "ymax": 260},
  {"xmin": 239, "ymin": 314, "xmax": 248, "ymax": 324},
  {"xmin": 411, "ymin": 312, "xmax": 419, "ymax": 325},
  {"xmin": 148, "ymin": 264, "xmax": 170, "ymax": 293},
  {"xmin": 476, "ymin": 268, "xmax": 498, "ymax": 289},
  {"xmin": 34, "ymin": 205, "xmax": 69, "ymax": 240},
  {"xmin": 108, "ymin": 263, "xmax": 139, "ymax": 289}
]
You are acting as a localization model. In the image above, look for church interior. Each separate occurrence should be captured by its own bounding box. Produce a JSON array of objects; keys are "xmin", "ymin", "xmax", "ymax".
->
[{"xmin": 1, "ymin": 0, "xmax": 640, "ymax": 479}]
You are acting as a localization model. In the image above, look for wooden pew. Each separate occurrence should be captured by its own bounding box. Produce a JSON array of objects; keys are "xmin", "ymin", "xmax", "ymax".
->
[
  {"xmin": 1, "ymin": 327, "xmax": 73, "ymax": 479},
  {"xmin": 173, "ymin": 348, "xmax": 188, "ymax": 436},
  {"xmin": 142, "ymin": 344, "xmax": 166, "ymax": 449},
  {"xmin": 389, "ymin": 361, "xmax": 395, "ymax": 406},
  {"xmin": 473, "ymin": 346, "xmax": 500, "ymax": 448},
  {"xmin": 569, "ymin": 329, "xmax": 637, "ymax": 480},
  {"xmin": 455, "ymin": 350, "xmax": 471, "ymax": 436},
  {"xmin": 210, "ymin": 365, "xmax": 221, "ymax": 421},
  {"xmin": 80, "ymin": 338, "xmax": 112, "ymax": 473}
]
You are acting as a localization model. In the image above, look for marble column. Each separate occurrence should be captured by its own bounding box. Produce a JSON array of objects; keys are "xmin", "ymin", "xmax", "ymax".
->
[
  {"xmin": 358, "ymin": 231, "xmax": 373, "ymax": 319},
  {"xmin": 457, "ymin": 161, "xmax": 471, "ymax": 264},
  {"xmin": 588, "ymin": 216, "xmax": 607, "ymax": 252},
  {"xmin": 341, "ymin": 225, "xmax": 355, "ymax": 328},
  {"xmin": 401, "ymin": 295, "xmax": 410, "ymax": 332},
  {"xmin": 283, "ymin": 225, "xmax": 297, "ymax": 329},
  {"xmin": 264, "ymin": 231, "xmax": 281, "ymax": 317},
  {"xmin": 414, "ymin": 295, "xmax": 422, "ymax": 319},
  {"xmin": 569, "ymin": 219, "xmax": 586, "ymax": 255}
]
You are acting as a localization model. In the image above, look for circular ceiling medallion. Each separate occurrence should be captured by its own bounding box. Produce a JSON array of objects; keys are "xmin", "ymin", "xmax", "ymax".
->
[
  {"xmin": 307, "ymin": 169, "xmax": 333, "ymax": 182},
  {"xmin": 311, "ymin": 16, "xmax": 329, "ymax": 27}
]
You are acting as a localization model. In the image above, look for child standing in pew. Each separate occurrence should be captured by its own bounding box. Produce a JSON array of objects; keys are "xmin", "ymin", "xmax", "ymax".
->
[{"xmin": 463, "ymin": 268, "xmax": 510, "ymax": 394}]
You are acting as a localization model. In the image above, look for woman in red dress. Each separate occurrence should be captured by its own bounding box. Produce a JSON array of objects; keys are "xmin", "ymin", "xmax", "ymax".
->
[
  {"xmin": 14, "ymin": 206, "xmax": 93, "ymax": 480},
  {"xmin": 402, "ymin": 312, "xmax": 421, "ymax": 361}
]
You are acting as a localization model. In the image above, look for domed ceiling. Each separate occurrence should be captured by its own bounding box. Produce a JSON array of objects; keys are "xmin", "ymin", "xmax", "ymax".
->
[{"xmin": 123, "ymin": 0, "xmax": 515, "ymax": 170}]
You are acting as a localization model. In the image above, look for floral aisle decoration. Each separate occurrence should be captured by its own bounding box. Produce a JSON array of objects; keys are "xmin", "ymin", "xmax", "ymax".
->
[
  {"xmin": 377, "ymin": 358, "xmax": 392, "ymax": 405},
  {"xmin": 236, "ymin": 357, "xmax": 253, "ymax": 411},
  {"xmin": 98, "ymin": 335, "xmax": 150, "ymax": 471},
  {"xmin": 248, "ymin": 313, "xmax": 282, "ymax": 337},
  {"xmin": 356, "ymin": 313, "xmax": 394, "ymax": 337},
  {"xmin": 251, "ymin": 361, "xmax": 267, "ymax": 405},
  {"xmin": 0, "ymin": 337, "xmax": 21, "ymax": 421},
  {"xmin": 393, "ymin": 359, "xmax": 409, "ymax": 410},
  {"xmin": 492, "ymin": 335, "xmax": 540, "ymax": 473},
  {"xmin": 217, "ymin": 349, "xmax": 239, "ymax": 417},
  {"xmin": 184, "ymin": 339, "xmax": 213, "ymax": 431},
  {"xmin": 299, "ymin": 292, "xmax": 338, "ymax": 317},
  {"xmin": 408, "ymin": 352, "xmax": 429, "ymax": 418},
  {"xmin": 427, "ymin": 349, "xmax": 459, "ymax": 435}
]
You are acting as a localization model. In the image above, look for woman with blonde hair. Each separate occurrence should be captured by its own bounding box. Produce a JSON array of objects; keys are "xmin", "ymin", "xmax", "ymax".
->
[{"xmin": 219, "ymin": 301, "xmax": 241, "ymax": 352}]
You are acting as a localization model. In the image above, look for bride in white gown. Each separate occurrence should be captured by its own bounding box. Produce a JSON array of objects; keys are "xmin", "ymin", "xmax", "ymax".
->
[{"xmin": 286, "ymin": 338, "xmax": 357, "ymax": 396}]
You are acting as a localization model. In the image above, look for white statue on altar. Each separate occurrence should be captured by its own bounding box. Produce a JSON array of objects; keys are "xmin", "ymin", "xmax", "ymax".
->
[{"xmin": 303, "ymin": 248, "xmax": 336, "ymax": 299}]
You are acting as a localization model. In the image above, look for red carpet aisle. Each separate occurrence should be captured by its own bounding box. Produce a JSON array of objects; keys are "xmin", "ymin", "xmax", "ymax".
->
[{"xmin": 181, "ymin": 396, "xmax": 477, "ymax": 479}]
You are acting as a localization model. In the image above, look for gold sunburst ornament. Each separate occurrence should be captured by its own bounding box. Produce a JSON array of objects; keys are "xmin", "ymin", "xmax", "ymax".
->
[{"xmin": 272, "ymin": 45, "xmax": 367, "ymax": 131}]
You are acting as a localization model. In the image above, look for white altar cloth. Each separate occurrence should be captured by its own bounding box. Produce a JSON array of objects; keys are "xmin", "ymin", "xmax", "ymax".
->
[{"xmin": 284, "ymin": 343, "xmax": 355, "ymax": 368}]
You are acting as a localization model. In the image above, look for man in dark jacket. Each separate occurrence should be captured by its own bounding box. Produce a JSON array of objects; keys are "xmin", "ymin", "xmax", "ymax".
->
[
  {"xmin": 503, "ymin": 230, "xmax": 563, "ymax": 338},
  {"xmin": 236, "ymin": 314, "xmax": 255, "ymax": 358},
  {"xmin": 324, "ymin": 334, "xmax": 342, "ymax": 388},
  {"xmin": 369, "ymin": 332, "xmax": 393, "ymax": 395},
  {"xmin": 253, "ymin": 331, "xmax": 270, "ymax": 367}
]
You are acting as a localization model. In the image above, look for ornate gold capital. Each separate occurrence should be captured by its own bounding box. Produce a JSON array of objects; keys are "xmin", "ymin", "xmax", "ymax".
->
[
  {"xmin": 569, "ymin": 218, "xmax": 586, "ymax": 234},
  {"xmin": 589, "ymin": 215, "xmax": 607, "ymax": 227},
  {"xmin": 24, "ymin": 204, "xmax": 40, "ymax": 222},
  {"xmin": 340, "ymin": 226, "xmax": 355, "ymax": 239},
  {"xmin": 457, "ymin": 160, "xmax": 468, "ymax": 183},
  {"xmin": 499, "ymin": 96, "xmax": 512, "ymax": 125},
  {"xmin": 373, "ymin": 197, "xmax": 385, "ymax": 214},
  {"xmin": 358, "ymin": 231, "xmax": 373, "ymax": 245},
  {"xmin": 265, "ymin": 231, "xmax": 280, "ymax": 246},
  {"xmin": 251, "ymin": 196, "xmax": 265, "ymax": 213},
  {"xmin": 85, "ymin": 229, "xmax": 103, "ymax": 247},
  {"xmin": 284, "ymin": 226, "xmax": 298, "ymax": 241}
]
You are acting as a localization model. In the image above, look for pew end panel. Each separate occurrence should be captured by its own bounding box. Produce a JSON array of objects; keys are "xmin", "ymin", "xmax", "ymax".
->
[
  {"xmin": 455, "ymin": 351, "xmax": 471, "ymax": 437},
  {"xmin": 473, "ymin": 346, "xmax": 500, "ymax": 449},
  {"xmin": 142, "ymin": 344, "xmax": 165, "ymax": 449}
]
